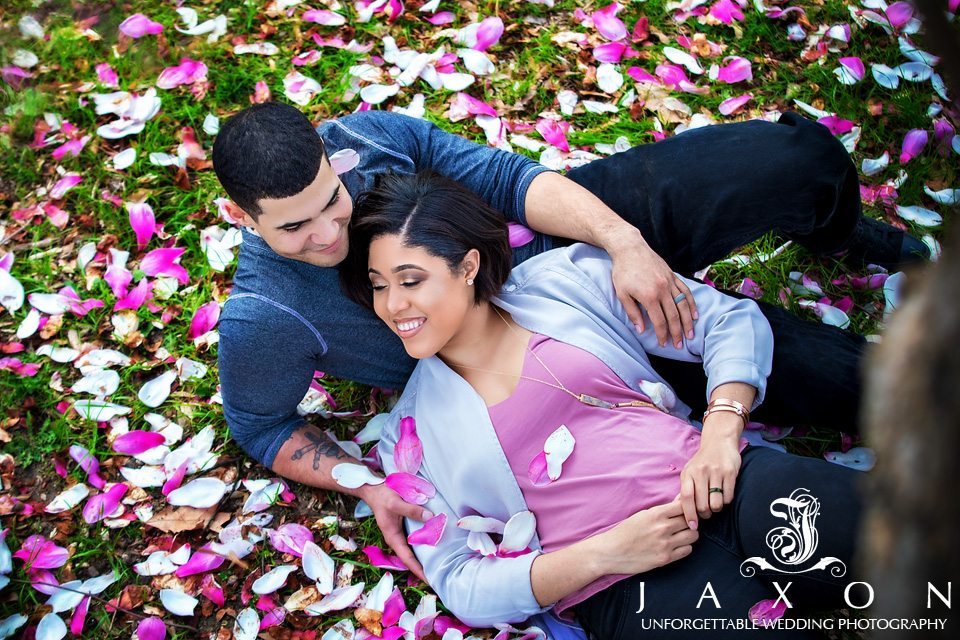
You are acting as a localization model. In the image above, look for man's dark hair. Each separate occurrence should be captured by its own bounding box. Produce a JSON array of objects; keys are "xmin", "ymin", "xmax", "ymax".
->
[
  {"xmin": 212, "ymin": 102, "xmax": 326, "ymax": 220},
  {"xmin": 340, "ymin": 171, "xmax": 511, "ymax": 309}
]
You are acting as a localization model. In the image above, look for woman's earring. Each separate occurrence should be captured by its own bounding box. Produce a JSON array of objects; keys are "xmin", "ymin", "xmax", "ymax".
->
[{"xmin": 466, "ymin": 278, "xmax": 474, "ymax": 286}]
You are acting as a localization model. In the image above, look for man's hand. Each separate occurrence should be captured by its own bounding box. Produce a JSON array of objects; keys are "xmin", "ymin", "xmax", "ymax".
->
[
  {"xmin": 359, "ymin": 483, "xmax": 432, "ymax": 583},
  {"xmin": 607, "ymin": 229, "xmax": 698, "ymax": 348}
]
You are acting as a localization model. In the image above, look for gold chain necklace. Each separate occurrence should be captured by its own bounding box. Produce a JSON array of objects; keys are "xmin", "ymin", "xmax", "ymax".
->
[{"xmin": 445, "ymin": 306, "xmax": 662, "ymax": 412}]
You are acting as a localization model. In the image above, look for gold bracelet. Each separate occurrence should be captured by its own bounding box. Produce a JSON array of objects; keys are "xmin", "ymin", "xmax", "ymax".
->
[{"xmin": 702, "ymin": 398, "xmax": 750, "ymax": 427}]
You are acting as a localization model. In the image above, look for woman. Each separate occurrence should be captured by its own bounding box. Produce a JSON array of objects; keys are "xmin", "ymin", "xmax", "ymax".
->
[{"xmin": 340, "ymin": 172, "xmax": 862, "ymax": 639}]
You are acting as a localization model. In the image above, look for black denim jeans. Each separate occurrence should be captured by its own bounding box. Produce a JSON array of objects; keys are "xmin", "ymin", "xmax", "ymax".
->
[
  {"xmin": 574, "ymin": 447, "xmax": 864, "ymax": 640},
  {"xmin": 564, "ymin": 112, "xmax": 870, "ymax": 432}
]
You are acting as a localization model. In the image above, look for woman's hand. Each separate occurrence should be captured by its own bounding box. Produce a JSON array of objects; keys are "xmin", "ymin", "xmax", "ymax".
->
[
  {"xmin": 591, "ymin": 497, "xmax": 699, "ymax": 576},
  {"xmin": 680, "ymin": 413, "xmax": 743, "ymax": 528}
]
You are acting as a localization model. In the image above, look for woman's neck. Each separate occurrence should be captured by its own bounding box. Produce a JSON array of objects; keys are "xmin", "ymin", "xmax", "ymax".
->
[{"xmin": 438, "ymin": 302, "xmax": 515, "ymax": 371}]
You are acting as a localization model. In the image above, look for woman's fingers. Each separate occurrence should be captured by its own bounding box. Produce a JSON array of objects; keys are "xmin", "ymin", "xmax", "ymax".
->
[
  {"xmin": 708, "ymin": 477, "xmax": 725, "ymax": 513},
  {"xmin": 679, "ymin": 474, "xmax": 699, "ymax": 530}
]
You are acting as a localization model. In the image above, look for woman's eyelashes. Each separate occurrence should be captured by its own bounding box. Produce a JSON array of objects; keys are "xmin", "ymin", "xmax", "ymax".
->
[{"xmin": 370, "ymin": 279, "xmax": 422, "ymax": 292}]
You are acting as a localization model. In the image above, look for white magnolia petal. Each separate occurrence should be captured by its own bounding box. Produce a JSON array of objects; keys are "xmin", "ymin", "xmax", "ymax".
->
[
  {"xmin": 458, "ymin": 49, "xmax": 495, "ymax": 76},
  {"xmin": 28, "ymin": 292, "xmax": 72, "ymax": 315},
  {"xmin": 134, "ymin": 550, "xmax": 178, "ymax": 576},
  {"xmin": 112, "ymin": 148, "xmax": 137, "ymax": 170},
  {"xmin": 895, "ymin": 62, "xmax": 933, "ymax": 82},
  {"xmin": 557, "ymin": 89, "xmax": 579, "ymax": 116},
  {"xmin": 456, "ymin": 515, "xmax": 506, "ymax": 534},
  {"xmin": 77, "ymin": 242, "xmax": 97, "ymax": 271},
  {"xmin": 73, "ymin": 399, "xmax": 131, "ymax": 422},
  {"xmin": 543, "ymin": 425, "xmax": 576, "ymax": 481},
  {"xmin": 663, "ymin": 46, "xmax": 703, "ymax": 74},
  {"xmin": 304, "ymin": 582, "xmax": 365, "ymax": 616},
  {"xmin": 861, "ymin": 151, "xmax": 890, "ymax": 176},
  {"xmin": 234, "ymin": 42, "xmax": 279, "ymax": 55},
  {"xmin": 438, "ymin": 72, "xmax": 475, "ymax": 91},
  {"xmin": 898, "ymin": 37, "xmax": 938, "ymax": 66},
  {"xmin": 148, "ymin": 152, "xmax": 183, "ymax": 168},
  {"xmin": 301, "ymin": 541, "xmax": 336, "ymax": 594},
  {"xmin": 923, "ymin": 186, "xmax": 959, "ymax": 205},
  {"xmin": 145, "ymin": 413, "xmax": 183, "ymax": 445},
  {"xmin": 466, "ymin": 530, "xmax": 497, "ymax": 556},
  {"xmin": 582, "ymin": 99, "xmax": 618, "ymax": 114},
  {"xmin": 824, "ymin": 447, "xmax": 876, "ymax": 471},
  {"xmin": 597, "ymin": 63, "xmax": 624, "ymax": 94},
  {"xmin": 167, "ymin": 477, "xmax": 227, "ymax": 508},
  {"xmin": 163, "ymin": 425, "xmax": 216, "ymax": 474},
  {"xmin": 35, "ymin": 612, "xmax": 66, "ymax": 640},
  {"xmin": 138, "ymin": 369, "xmax": 178, "ymax": 408},
  {"xmin": 81, "ymin": 572, "xmax": 116, "ymax": 595},
  {"xmin": 72, "ymin": 368, "xmax": 121, "ymax": 396},
  {"xmin": 359, "ymin": 83, "xmax": 400, "ymax": 105},
  {"xmin": 45, "ymin": 483, "xmax": 90, "ymax": 513},
  {"xmin": 0, "ymin": 614, "xmax": 28, "ymax": 639},
  {"xmin": 175, "ymin": 356, "xmax": 208, "ymax": 381},
  {"xmin": 160, "ymin": 589, "xmax": 198, "ymax": 616},
  {"xmin": 46, "ymin": 580, "xmax": 84, "ymax": 613},
  {"xmin": 884, "ymin": 271, "xmax": 906, "ymax": 320},
  {"xmin": 252, "ymin": 564, "xmax": 298, "ymax": 594},
  {"xmin": 234, "ymin": 608, "xmax": 260, "ymax": 640},
  {"xmin": 353, "ymin": 413, "xmax": 388, "ymax": 444},
  {"xmin": 0, "ymin": 269, "xmax": 25, "ymax": 314},
  {"xmin": 320, "ymin": 620, "xmax": 355, "ymax": 640},
  {"xmin": 329, "ymin": 535, "xmax": 357, "ymax": 552},
  {"xmin": 895, "ymin": 204, "xmax": 942, "ymax": 227},
  {"xmin": 132, "ymin": 444, "xmax": 170, "ymax": 466},
  {"xmin": 331, "ymin": 463, "xmax": 384, "ymax": 489},
  {"xmin": 871, "ymin": 63, "xmax": 900, "ymax": 89},
  {"xmin": 120, "ymin": 466, "xmax": 166, "ymax": 488},
  {"xmin": 74, "ymin": 349, "xmax": 131, "ymax": 368},
  {"xmin": 499, "ymin": 511, "xmax": 537, "ymax": 553},
  {"xmin": 202, "ymin": 113, "xmax": 220, "ymax": 135},
  {"xmin": 16, "ymin": 309, "xmax": 41, "ymax": 339},
  {"xmin": 366, "ymin": 572, "xmax": 394, "ymax": 612}
]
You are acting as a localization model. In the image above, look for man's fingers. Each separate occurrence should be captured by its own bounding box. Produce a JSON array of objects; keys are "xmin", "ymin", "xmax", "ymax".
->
[
  {"xmin": 647, "ymin": 304, "xmax": 670, "ymax": 346},
  {"xmin": 678, "ymin": 279, "xmax": 698, "ymax": 320},
  {"xmin": 674, "ymin": 281, "xmax": 696, "ymax": 340},
  {"xmin": 661, "ymin": 294, "xmax": 684, "ymax": 348},
  {"xmin": 383, "ymin": 528, "xmax": 427, "ymax": 583},
  {"xmin": 617, "ymin": 292, "xmax": 645, "ymax": 334}
]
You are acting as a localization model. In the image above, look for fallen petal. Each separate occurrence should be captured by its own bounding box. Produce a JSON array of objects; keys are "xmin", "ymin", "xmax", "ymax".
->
[
  {"xmin": 301, "ymin": 540, "xmax": 335, "ymax": 594},
  {"xmin": 45, "ymin": 484, "xmax": 90, "ymax": 513},
  {"xmin": 499, "ymin": 511, "xmax": 537, "ymax": 553},
  {"xmin": 824, "ymin": 447, "xmax": 876, "ymax": 471},
  {"xmin": 332, "ymin": 463, "xmax": 385, "ymax": 489},
  {"xmin": 159, "ymin": 589, "xmax": 198, "ymax": 616},
  {"xmin": 135, "ymin": 617, "xmax": 167, "ymax": 640},
  {"xmin": 895, "ymin": 204, "xmax": 942, "ymax": 227},
  {"xmin": 252, "ymin": 564, "xmax": 298, "ymax": 595},
  {"xmin": 113, "ymin": 430, "xmax": 166, "ymax": 455},
  {"xmin": 167, "ymin": 477, "xmax": 227, "ymax": 508},
  {"xmin": 407, "ymin": 513, "xmax": 447, "ymax": 546},
  {"xmin": 385, "ymin": 472, "xmax": 436, "ymax": 505},
  {"xmin": 304, "ymin": 582, "xmax": 365, "ymax": 615}
]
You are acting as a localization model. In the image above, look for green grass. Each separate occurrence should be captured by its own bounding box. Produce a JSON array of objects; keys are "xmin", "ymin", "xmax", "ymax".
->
[{"xmin": 0, "ymin": 0, "xmax": 955, "ymax": 636}]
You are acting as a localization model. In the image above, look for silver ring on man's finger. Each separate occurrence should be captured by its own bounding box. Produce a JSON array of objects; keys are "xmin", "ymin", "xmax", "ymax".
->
[{"xmin": 673, "ymin": 292, "xmax": 687, "ymax": 304}]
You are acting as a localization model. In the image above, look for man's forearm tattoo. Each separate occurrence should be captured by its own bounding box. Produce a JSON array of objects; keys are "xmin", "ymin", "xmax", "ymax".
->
[{"xmin": 290, "ymin": 428, "xmax": 349, "ymax": 471}]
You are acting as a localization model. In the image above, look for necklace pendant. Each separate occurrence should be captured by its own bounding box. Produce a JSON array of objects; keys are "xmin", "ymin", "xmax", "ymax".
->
[{"xmin": 578, "ymin": 393, "xmax": 616, "ymax": 409}]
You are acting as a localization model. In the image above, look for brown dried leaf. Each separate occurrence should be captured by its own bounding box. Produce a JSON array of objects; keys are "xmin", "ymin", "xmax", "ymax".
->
[
  {"xmin": 354, "ymin": 607, "xmax": 383, "ymax": 636},
  {"xmin": 283, "ymin": 584, "xmax": 321, "ymax": 612},
  {"xmin": 106, "ymin": 584, "xmax": 150, "ymax": 612},
  {"xmin": 146, "ymin": 504, "xmax": 220, "ymax": 533}
]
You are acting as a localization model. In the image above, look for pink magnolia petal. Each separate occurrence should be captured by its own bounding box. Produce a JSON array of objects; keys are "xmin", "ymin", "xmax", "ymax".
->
[
  {"xmin": 394, "ymin": 416, "xmax": 424, "ymax": 475},
  {"xmin": 473, "ymin": 17, "xmax": 504, "ymax": 51},
  {"xmin": 839, "ymin": 57, "xmax": 864, "ymax": 80},
  {"xmin": 817, "ymin": 115, "xmax": 855, "ymax": 136},
  {"xmin": 113, "ymin": 430, "xmax": 166, "ymax": 455},
  {"xmin": 114, "ymin": 277, "xmax": 151, "ymax": 311},
  {"xmin": 886, "ymin": 2, "xmax": 914, "ymax": 29},
  {"xmin": 126, "ymin": 202, "xmax": 156, "ymax": 251},
  {"xmin": 302, "ymin": 9, "xmax": 346, "ymax": 26},
  {"xmin": 161, "ymin": 462, "xmax": 188, "ymax": 496},
  {"xmin": 382, "ymin": 587, "xmax": 407, "ymax": 627},
  {"xmin": 69, "ymin": 596, "xmax": 90, "ymax": 635},
  {"xmin": 527, "ymin": 451, "xmax": 551, "ymax": 487},
  {"xmin": 188, "ymin": 301, "xmax": 220, "ymax": 339},
  {"xmin": 833, "ymin": 296, "xmax": 854, "ymax": 314},
  {"xmin": 119, "ymin": 14, "xmax": 164, "ymax": 38},
  {"xmin": 450, "ymin": 92, "xmax": 498, "ymax": 118},
  {"xmin": 135, "ymin": 617, "xmax": 167, "ymax": 640},
  {"xmin": 29, "ymin": 568, "xmax": 61, "ymax": 595},
  {"xmin": 156, "ymin": 59, "xmax": 209, "ymax": 89},
  {"xmin": 95, "ymin": 63, "xmax": 119, "ymax": 87},
  {"xmin": 900, "ymin": 128, "xmax": 928, "ymax": 163},
  {"xmin": 260, "ymin": 607, "xmax": 286, "ymax": 630},
  {"xmin": 714, "ymin": 56, "xmax": 752, "ymax": 84},
  {"xmin": 736, "ymin": 277, "xmax": 763, "ymax": 300},
  {"xmin": 267, "ymin": 523, "xmax": 314, "ymax": 557},
  {"xmin": 328, "ymin": 148, "xmax": 360, "ymax": 175},
  {"xmin": 507, "ymin": 223, "xmax": 535, "ymax": 248},
  {"xmin": 82, "ymin": 484, "xmax": 128, "ymax": 524},
  {"xmin": 718, "ymin": 93, "xmax": 752, "ymax": 116},
  {"xmin": 104, "ymin": 249, "xmax": 132, "ymax": 298},
  {"xmin": 749, "ymin": 599, "xmax": 787, "ymax": 627},
  {"xmin": 141, "ymin": 247, "xmax": 189, "ymax": 284},
  {"xmin": 14, "ymin": 535, "xmax": 69, "ymax": 570},
  {"xmin": 407, "ymin": 513, "xmax": 447, "ymax": 546},
  {"xmin": 593, "ymin": 42, "xmax": 627, "ymax": 63},
  {"xmin": 426, "ymin": 11, "xmax": 455, "ymax": 25},
  {"xmin": 385, "ymin": 472, "xmax": 436, "ymax": 505},
  {"xmin": 50, "ymin": 174, "xmax": 82, "ymax": 200},
  {"xmin": 593, "ymin": 3, "xmax": 627, "ymax": 41},
  {"xmin": 535, "ymin": 119, "xmax": 570, "ymax": 153},
  {"xmin": 626, "ymin": 66, "xmax": 659, "ymax": 84},
  {"xmin": 201, "ymin": 574, "xmax": 226, "ymax": 607},
  {"xmin": 655, "ymin": 63, "xmax": 690, "ymax": 89},
  {"xmin": 362, "ymin": 545, "xmax": 409, "ymax": 571},
  {"xmin": 709, "ymin": 0, "xmax": 745, "ymax": 25},
  {"xmin": 69, "ymin": 444, "xmax": 106, "ymax": 489},
  {"xmin": 175, "ymin": 544, "xmax": 225, "ymax": 577}
]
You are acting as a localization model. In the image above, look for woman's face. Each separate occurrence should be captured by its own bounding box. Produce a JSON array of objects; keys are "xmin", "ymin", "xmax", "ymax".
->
[{"xmin": 367, "ymin": 234, "xmax": 477, "ymax": 360}]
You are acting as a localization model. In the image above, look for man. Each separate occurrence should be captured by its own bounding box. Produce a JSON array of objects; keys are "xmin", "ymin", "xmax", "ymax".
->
[{"xmin": 212, "ymin": 102, "xmax": 926, "ymax": 578}]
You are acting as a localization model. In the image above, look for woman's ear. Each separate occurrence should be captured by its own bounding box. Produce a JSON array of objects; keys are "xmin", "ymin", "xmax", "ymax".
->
[{"xmin": 461, "ymin": 248, "xmax": 481, "ymax": 282}]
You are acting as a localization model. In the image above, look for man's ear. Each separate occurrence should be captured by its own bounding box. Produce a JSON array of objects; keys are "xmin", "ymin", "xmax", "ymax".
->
[{"xmin": 223, "ymin": 200, "xmax": 256, "ymax": 227}]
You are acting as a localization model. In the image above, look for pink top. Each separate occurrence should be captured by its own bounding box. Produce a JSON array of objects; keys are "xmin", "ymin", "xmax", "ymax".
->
[{"xmin": 487, "ymin": 334, "xmax": 747, "ymax": 616}]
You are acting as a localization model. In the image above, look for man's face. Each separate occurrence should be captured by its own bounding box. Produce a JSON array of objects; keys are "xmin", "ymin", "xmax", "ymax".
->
[{"xmin": 238, "ymin": 158, "xmax": 354, "ymax": 267}]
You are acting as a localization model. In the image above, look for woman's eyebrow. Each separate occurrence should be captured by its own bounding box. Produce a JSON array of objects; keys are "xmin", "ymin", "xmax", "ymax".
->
[{"xmin": 367, "ymin": 264, "xmax": 427, "ymax": 275}]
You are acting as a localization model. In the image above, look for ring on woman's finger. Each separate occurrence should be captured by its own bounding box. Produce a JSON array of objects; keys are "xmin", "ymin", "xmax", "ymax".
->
[
  {"xmin": 708, "ymin": 487, "xmax": 724, "ymax": 494},
  {"xmin": 673, "ymin": 292, "xmax": 687, "ymax": 304}
]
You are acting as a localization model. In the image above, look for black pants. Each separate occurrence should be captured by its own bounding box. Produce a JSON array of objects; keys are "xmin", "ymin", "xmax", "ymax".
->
[
  {"xmin": 565, "ymin": 112, "xmax": 869, "ymax": 431},
  {"xmin": 575, "ymin": 447, "xmax": 864, "ymax": 639}
]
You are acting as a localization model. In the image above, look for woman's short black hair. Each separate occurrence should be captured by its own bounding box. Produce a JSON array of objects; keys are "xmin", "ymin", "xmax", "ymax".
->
[{"xmin": 340, "ymin": 171, "xmax": 512, "ymax": 310}]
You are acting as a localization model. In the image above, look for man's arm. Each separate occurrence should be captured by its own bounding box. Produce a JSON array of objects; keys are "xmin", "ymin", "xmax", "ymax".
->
[{"xmin": 524, "ymin": 171, "xmax": 697, "ymax": 348}]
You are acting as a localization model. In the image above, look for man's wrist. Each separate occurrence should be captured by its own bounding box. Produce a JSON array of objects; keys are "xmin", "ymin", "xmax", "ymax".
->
[{"xmin": 599, "ymin": 224, "xmax": 647, "ymax": 256}]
